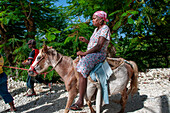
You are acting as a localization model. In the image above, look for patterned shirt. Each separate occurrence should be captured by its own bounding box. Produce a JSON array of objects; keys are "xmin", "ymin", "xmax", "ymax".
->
[{"xmin": 87, "ymin": 25, "xmax": 110, "ymax": 53}]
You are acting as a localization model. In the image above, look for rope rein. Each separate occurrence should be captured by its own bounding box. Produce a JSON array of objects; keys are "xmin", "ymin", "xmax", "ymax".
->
[
  {"xmin": 0, "ymin": 65, "xmax": 28, "ymax": 71},
  {"xmin": 43, "ymin": 55, "xmax": 63, "ymax": 78},
  {"xmin": 0, "ymin": 48, "xmax": 63, "ymax": 79}
]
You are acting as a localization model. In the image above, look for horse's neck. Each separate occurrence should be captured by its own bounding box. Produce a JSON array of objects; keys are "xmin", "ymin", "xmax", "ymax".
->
[{"xmin": 50, "ymin": 53, "xmax": 73, "ymax": 80}]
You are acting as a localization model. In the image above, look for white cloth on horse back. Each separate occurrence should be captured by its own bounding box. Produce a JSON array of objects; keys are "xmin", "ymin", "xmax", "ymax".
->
[{"xmin": 90, "ymin": 60, "xmax": 113, "ymax": 104}]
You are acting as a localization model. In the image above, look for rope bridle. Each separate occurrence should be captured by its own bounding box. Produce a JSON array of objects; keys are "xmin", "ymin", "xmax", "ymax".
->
[{"xmin": 30, "ymin": 52, "xmax": 63, "ymax": 78}]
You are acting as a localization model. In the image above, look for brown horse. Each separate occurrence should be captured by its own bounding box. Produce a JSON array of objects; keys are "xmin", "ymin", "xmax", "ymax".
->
[{"xmin": 28, "ymin": 45, "xmax": 138, "ymax": 113}]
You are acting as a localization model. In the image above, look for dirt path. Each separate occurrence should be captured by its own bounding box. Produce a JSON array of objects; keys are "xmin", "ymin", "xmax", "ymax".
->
[{"xmin": 0, "ymin": 68, "xmax": 169, "ymax": 113}]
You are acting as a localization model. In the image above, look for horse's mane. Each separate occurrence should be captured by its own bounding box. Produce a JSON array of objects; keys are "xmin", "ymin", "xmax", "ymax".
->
[
  {"xmin": 47, "ymin": 47, "xmax": 58, "ymax": 56},
  {"xmin": 43, "ymin": 46, "xmax": 74, "ymax": 64}
]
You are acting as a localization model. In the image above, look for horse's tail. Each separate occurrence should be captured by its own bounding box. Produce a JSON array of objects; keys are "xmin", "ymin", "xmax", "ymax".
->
[{"xmin": 127, "ymin": 60, "xmax": 138, "ymax": 97}]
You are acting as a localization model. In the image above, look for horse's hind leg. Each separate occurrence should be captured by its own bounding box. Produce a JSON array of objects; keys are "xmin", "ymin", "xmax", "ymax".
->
[
  {"xmin": 85, "ymin": 97, "xmax": 96, "ymax": 113},
  {"xmin": 119, "ymin": 88, "xmax": 128, "ymax": 113},
  {"xmin": 64, "ymin": 87, "xmax": 78, "ymax": 113},
  {"xmin": 85, "ymin": 80, "xmax": 98, "ymax": 113}
]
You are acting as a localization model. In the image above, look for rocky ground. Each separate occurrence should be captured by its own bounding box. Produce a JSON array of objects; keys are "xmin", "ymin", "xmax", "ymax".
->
[{"xmin": 0, "ymin": 68, "xmax": 170, "ymax": 113}]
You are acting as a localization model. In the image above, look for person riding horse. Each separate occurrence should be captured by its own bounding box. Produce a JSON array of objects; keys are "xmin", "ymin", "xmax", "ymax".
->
[
  {"xmin": 27, "ymin": 11, "xmax": 138, "ymax": 113},
  {"xmin": 69, "ymin": 11, "xmax": 111, "ymax": 110}
]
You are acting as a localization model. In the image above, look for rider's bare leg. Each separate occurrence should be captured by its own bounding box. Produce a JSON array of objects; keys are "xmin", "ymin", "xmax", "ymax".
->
[{"xmin": 75, "ymin": 72, "xmax": 87, "ymax": 107}]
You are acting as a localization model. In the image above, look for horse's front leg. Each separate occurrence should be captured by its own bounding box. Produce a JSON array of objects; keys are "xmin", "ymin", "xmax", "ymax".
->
[
  {"xmin": 64, "ymin": 87, "xmax": 78, "ymax": 113},
  {"xmin": 119, "ymin": 88, "xmax": 128, "ymax": 113}
]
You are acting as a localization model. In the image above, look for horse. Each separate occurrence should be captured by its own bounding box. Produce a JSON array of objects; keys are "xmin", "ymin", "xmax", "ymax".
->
[{"xmin": 28, "ymin": 45, "xmax": 138, "ymax": 113}]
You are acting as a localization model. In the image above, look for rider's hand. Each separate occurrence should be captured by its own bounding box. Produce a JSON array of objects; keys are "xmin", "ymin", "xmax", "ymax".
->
[
  {"xmin": 77, "ymin": 51, "xmax": 86, "ymax": 56},
  {"xmin": 79, "ymin": 36, "xmax": 87, "ymax": 43}
]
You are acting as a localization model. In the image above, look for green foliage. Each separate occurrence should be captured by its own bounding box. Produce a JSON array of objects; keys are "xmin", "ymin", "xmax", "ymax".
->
[
  {"xmin": 0, "ymin": 0, "xmax": 169, "ymax": 82},
  {"xmin": 0, "ymin": 0, "xmax": 66, "ymax": 82},
  {"xmin": 113, "ymin": 18, "xmax": 123, "ymax": 30},
  {"xmin": 66, "ymin": 0, "xmax": 169, "ymax": 71}
]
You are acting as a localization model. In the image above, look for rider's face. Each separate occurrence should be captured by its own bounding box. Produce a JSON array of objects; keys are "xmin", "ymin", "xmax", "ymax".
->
[
  {"xmin": 92, "ymin": 15, "xmax": 100, "ymax": 26},
  {"xmin": 28, "ymin": 44, "xmax": 32, "ymax": 49}
]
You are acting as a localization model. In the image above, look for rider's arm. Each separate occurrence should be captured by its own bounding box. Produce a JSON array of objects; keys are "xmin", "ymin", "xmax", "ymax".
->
[
  {"xmin": 77, "ymin": 36, "xmax": 107, "ymax": 56},
  {"xmin": 85, "ymin": 36, "xmax": 106, "ymax": 54}
]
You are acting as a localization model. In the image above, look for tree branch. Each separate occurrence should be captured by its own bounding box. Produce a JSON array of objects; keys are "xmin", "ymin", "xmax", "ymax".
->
[
  {"xmin": 20, "ymin": 0, "xmax": 28, "ymax": 17},
  {"xmin": 27, "ymin": 0, "xmax": 32, "ymax": 19}
]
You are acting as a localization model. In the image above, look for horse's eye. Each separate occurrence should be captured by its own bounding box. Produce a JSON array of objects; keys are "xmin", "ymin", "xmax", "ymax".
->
[{"xmin": 37, "ymin": 56, "xmax": 41, "ymax": 60}]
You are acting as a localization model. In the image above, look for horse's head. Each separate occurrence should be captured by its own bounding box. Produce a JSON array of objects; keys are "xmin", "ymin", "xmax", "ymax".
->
[{"xmin": 28, "ymin": 45, "xmax": 53, "ymax": 77}]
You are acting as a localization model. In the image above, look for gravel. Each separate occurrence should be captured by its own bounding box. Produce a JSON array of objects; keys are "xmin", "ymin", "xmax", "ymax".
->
[{"xmin": 0, "ymin": 68, "xmax": 169, "ymax": 113}]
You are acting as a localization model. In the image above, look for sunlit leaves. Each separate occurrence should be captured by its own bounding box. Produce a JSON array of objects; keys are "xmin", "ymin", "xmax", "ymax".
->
[
  {"xmin": 112, "ymin": 18, "xmax": 122, "ymax": 30},
  {"xmin": 0, "ymin": 0, "xmax": 169, "ymax": 78},
  {"xmin": 109, "ymin": 10, "xmax": 122, "ymax": 16},
  {"xmin": 135, "ymin": 16, "xmax": 143, "ymax": 26},
  {"xmin": 121, "ymin": 12, "xmax": 128, "ymax": 17},
  {"xmin": 7, "ymin": 38, "xmax": 20, "ymax": 48},
  {"xmin": 0, "ymin": 11, "xmax": 6, "ymax": 17},
  {"xmin": 128, "ymin": 18, "xmax": 134, "ymax": 24},
  {"xmin": 127, "ymin": 10, "xmax": 139, "ymax": 15},
  {"xmin": 46, "ymin": 33, "xmax": 56, "ymax": 41},
  {"xmin": 63, "ymin": 25, "xmax": 73, "ymax": 31}
]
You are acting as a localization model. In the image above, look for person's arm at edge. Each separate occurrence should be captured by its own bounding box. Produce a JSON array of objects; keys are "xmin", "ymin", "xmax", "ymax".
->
[
  {"xmin": 79, "ymin": 36, "xmax": 89, "ymax": 44},
  {"xmin": 22, "ymin": 50, "xmax": 35, "ymax": 65}
]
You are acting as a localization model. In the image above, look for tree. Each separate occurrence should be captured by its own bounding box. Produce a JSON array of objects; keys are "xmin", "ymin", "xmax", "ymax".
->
[
  {"xmin": 0, "ymin": 0, "xmax": 68, "ymax": 64},
  {"xmin": 65, "ymin": 0, "xmax": 169, "ymax": 70},
  {"xmin": 0, "ymin": 0, "xmax": 169, "ymax": 80},
  {"xmin": 0, "ymin": 0, "xmax": 68, "ymax": 79}
]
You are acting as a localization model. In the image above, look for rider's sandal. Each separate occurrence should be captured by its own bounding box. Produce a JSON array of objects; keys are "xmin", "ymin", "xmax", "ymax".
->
[
  {"xmin": 69, "ymin": 103, "xmax": 83, "ymax": 110},
  {"xmin": 26, "ymin": 92, "xmax": 36, "ymax": 97}
]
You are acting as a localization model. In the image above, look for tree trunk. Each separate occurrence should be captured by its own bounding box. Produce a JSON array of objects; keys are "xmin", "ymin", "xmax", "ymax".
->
[
  {"xmin": 0, "ymin": 27, "xmax": 15, "ymax": 66},
  {"xmin": 20, "ymin": 0, "xmax": 36, "ymax": 39}
]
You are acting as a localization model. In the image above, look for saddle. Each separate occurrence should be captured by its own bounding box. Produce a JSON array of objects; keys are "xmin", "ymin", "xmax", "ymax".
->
[
  {"xmin": 73, "ymin": 57, "xmax": 125, "ymax": 104},
  {"xmin": 89, "ymin": 57, "xmax": 125, "ymax": 104}
]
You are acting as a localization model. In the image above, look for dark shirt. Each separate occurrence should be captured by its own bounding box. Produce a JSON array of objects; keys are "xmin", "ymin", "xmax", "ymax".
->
[{"xmin": 28, "ymin": 49, "xmax": 39, "ymax": 64}]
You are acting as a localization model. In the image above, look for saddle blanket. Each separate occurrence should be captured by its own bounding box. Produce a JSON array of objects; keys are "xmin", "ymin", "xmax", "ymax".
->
[{"xmin": 90, "ymin": 60, "xmax": 113, "ymax": 104}]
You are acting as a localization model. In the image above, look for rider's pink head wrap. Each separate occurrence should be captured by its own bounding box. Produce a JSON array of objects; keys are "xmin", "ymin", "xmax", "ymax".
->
[{"xmin": 93, "ymin": 11, "xmax": 109, "ymax": 22}]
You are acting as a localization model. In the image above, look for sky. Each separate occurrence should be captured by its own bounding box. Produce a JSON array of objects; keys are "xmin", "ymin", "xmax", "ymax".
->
[
  {"xmin": 56, "ymin": 0, "xmax": 68, "ymax": 7},
  {"xmin": 55, "ymin": 0, "xmax": 125, "ymax": 38},
  {"xmin": 56, "ymin": 0, "xmax": 87, "ymax": 22}
]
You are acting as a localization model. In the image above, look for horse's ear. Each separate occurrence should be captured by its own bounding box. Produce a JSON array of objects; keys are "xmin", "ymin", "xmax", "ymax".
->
[
  {"xmin": 43, "ymin": 45, "xmax": 48, "ymax": 53},
  {"xmin": 43, "ymin": 41, "xmax": 45, "ymax": 47}
]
